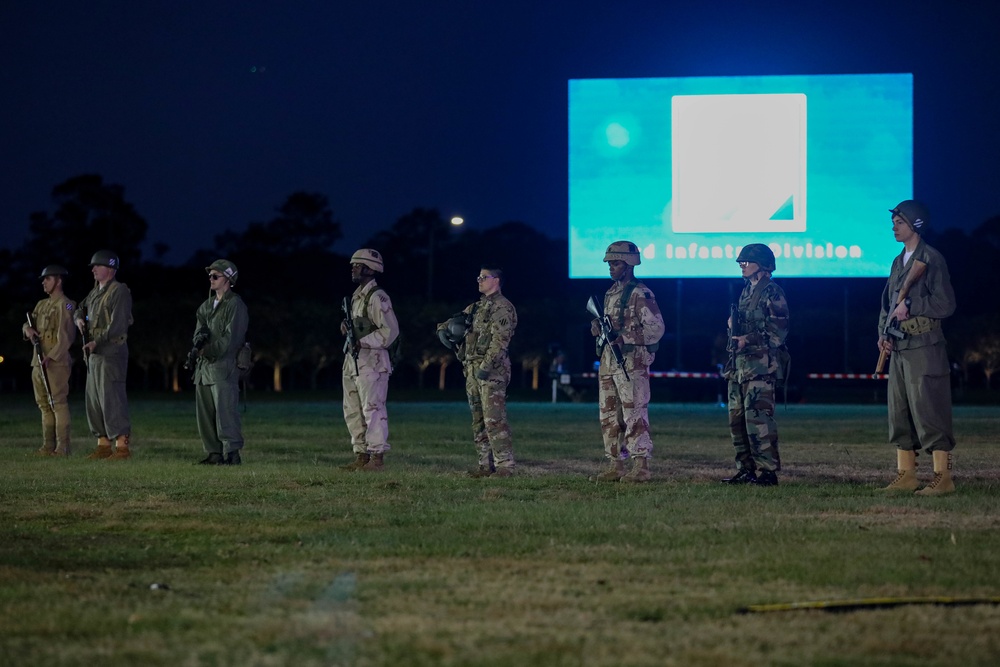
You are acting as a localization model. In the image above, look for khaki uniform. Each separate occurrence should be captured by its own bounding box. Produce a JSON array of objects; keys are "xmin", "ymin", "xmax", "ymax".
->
[
  {"xmin": 193, "ymin": 291, "xmax": 249, "ymax": 456},
  {"xmin": 878, "ymin": 239, "xmax": 956, "ymax": 453},
  {"xmin": 597, "ymin": 280, "xmax": 664, "ymax": 462},
  {"xmin": 342, "ymin": 281, "xmax": 399, "ymax": 455},
  {"xmin": 724, "ymin": 276, "xmax": 789, "ymax": 473},
  {"xmin": 24, "ymin": 294, "xmax": 77, "ymax": 454},
  {"xmin": 75, "ymin": 280, "xmax": 132, "ymax": 440},
  {"xmin": 455, "ymin": 291, "xmax": 517, "ymax": 471}
]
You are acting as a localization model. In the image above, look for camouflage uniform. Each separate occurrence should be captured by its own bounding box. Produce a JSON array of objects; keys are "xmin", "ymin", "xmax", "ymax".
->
[
  {"xmin": 193, "ymin": 289, "xmax": 249, "ymax": 458},
  {"xmin": 75, "ymin": 278, "xmax": 133, "ymax": 442},
  {"xmin": 878, "ymin": 238, "xmax": 956, "ymax": 454},
  {"xmin": 724, "ymin": 276, "xmax": 789, "ymax": 473},
  {"xmin": 457, "ymin": 291, "xmax": 518, "ymax": 471},
  {"xmin": 342, "ymin": 280, "xmax": 399, "ymax": 456},
  {"xmin": 597, "ymin": 280, "xmax": 665, "ymax": 462},
  {"xmin": 24, "ymin": 291, "xmax": 77, "ymax": 455}
]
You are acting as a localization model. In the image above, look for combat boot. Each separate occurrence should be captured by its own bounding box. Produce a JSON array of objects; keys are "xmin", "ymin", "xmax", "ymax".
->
[
  {"xmin": 467, "ymin": 465, "xmax": 494, "ymax": 478},
  {"xmin": 340, "ymin": 453, "xmax": 370, "ymax": 471},
  {"xmin": 492, "ymin": 467, "xmax": 514, "ymax": 478},
  {"xmin": 223, "ymin": 451, "xmax": 242, "ymax": 466},
  {"xmin": 107, "ymin": 435, "xmax": 131, "ymax": 460},
  {"xmin": 915, "ymin": 451, "xmax": 955, "ymax": 496},
  {"xmin": 621, "ymin": 457, "xmax": 651, "ymax": 483},
  {"xmin": 361, "ymin": 453, "xmax": 384, "ymax": 472},
  {"xmin": 750, "ymin": 470, "xmax": 778, "ymax": 486},
  {"xmin": 198, "ymin": 453, "xmax": 224, "ymax": 465},
  {"xmin": 87, "ymin": 437, "xmax": 113, "ymax": 460},
  {"xmin": 589, "ymin": 460, "xmax": 625, "ymax": 482},
  {"xmin": 880, "ymin": 449, "xmax": 919, "ymax": 492},
  {"xmin": 721, "ymin": 468, "xmax": 757, "ymax": 484}
]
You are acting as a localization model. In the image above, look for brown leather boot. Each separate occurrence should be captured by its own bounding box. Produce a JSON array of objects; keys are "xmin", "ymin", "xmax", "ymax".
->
[
  {"xmin": 880, "ymin": 449, "xmax": 919, "ymax": 492},
  {"xmin": 361, "ymin": 453, "xmax": 384, "ymax": 472},
  {"xmin": 590, "ymin": 460, "xmax": 626, "ymax": 482},
  {"xmin": 915, "ymin": 451, "xmax": 955, "ymax": 496},
  {"xmin": 87, "ymin": 437, "xmax": 113, "ymax": 460},
  {"xmin": 621, "ymin": 457, "xmax": 651, "ymax": 483},
  {"xmin": 107, "ymin": 435, "xmax": 131, "ymax": 460},
  {"xmin": 340, "ymin": 453, "xmax": 370, "ymax": 471}
]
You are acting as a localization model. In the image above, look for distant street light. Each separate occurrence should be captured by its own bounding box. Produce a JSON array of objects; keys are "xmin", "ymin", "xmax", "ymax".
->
[{"xmin": 428, "ymin": 215, "xmax": 465, "ymax": 301}]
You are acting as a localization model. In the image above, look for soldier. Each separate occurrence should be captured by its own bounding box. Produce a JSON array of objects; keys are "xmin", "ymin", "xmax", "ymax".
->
[
  {"xmin": 74, "ymin": 250, "xmax": 133, "ymax": 460},
  {"xmin": 877, "ymin": 201, "xmax": 957, "ymax": 495},
  {"xmin": 340, "ymin": 249, "xmax": 400, "ymax": 472},
  {"xmin": 22, "ymin": 265, "xmax": 77, "ymax": 456},
  {"xmin": 192, "ymin": 260, "xmax": 249, "ymax": 465},
  {"xmin": 438, "ymin": 264, "xmax": 518, "ymax": 477},
  {"xmin": 721, "ymin": 243, "xmax": 790, "ymax": 487},
  {"xmin": 589, "ymin": 241, "xmax": 665, "ymax": 483}
]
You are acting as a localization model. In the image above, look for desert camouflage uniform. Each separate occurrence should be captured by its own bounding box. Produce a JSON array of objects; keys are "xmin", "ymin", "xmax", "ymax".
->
[
  {"xmin": 458, "ymin": 291, "xmax": 518, "ymax": 471},
  {"xmin": 878, "ymin": 238, "xmax": 956, "ymax": 454},
  {"xmin": 24, "ymin": 294, "xmax": 77, "ymax": 454},
  {"xmin": 598, "ymin": 280, "xmax": 665, "ymax": 461},
  {"xmin": 75, "ymin": 279, "xmax": 133, "ymax": 441},
  {"xmin": 342, "ymin": 280, "xmax": 399, "ymax": 455},
  {"xmin": 724, "ymin": 276, "xmax": 789, "ymax": 473}
]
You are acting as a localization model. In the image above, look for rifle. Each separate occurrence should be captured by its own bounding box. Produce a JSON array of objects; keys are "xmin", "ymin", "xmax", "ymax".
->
[
  {"xmin": 79, "ymin": 306, "xmax": 91, "ymax": 365},
  {"xmin": 727, "ymin": 302, "xmax": 740, "ymax": 371},
  {"xmin": 875, "ymin": 259, "xmax": 928, "ymax": 375},
  {"xmin": 183, "ymin": 327, "xmax": 210, "ymax": 374},
  {"xmin": 342, "ymin": 296, "xmax": 360, "ymax": 374},
  {"xmin": 586, "ymin": 295, "xmax": 630, "ymax": 380},
  {"xmin": 26, "ymin": 312, "xmax": 55, "ymax": 410}
]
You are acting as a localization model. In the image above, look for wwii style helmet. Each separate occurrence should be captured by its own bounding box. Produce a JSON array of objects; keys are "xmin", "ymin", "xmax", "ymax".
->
[
  {"xmin": 89, "ymin": 249, "xmax": 120, "ymax": 269},
  {"xmin": 603, "ymin": 240, "xmax": 641, "ymax": 266},
  {"xmin": 350, "ymin": 248, "xmax": 384, "ymax": 273},
  {"xmin": 890, "ymin": 200, "xmax": 930, "ymax": 234},
  {"xmin": 206, "ymin": 259, "xmax": 239, "ymax": 284},
  {"xmin": 736, "ymin": 243, "xmax": 776, "ymax": 272},
  {"xmin": 438, "ymin": 313, "xmax": 469, "ymax": 350},
  {"xmin": 39, "ymin": 264, "xmax": 69, "ymax": 278}
]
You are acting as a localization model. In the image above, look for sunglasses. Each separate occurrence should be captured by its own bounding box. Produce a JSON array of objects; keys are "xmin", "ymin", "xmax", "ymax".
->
[
  {"xmin": 209, "ymin": 274, "xmax": 225, "ymax": 280},
  {"xmin": 476, "ymin": 275, "xmax": 496, "ymax": 282}
]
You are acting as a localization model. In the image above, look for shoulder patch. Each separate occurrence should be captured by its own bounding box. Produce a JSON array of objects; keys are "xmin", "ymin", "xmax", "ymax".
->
[{"xmin": 66, "ymin": 303, "xmax": 75, "ymax": 310}]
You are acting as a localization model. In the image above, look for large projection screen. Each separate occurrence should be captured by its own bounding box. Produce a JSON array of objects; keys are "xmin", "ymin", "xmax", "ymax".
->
[{"xmin": 568, "ymin": 74, "xmax": 913, "ymax": 278}]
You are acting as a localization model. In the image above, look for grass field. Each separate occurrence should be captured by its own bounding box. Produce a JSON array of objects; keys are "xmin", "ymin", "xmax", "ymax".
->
[{"xmin": 2, "ymin": 393, "xmax": 999, "ymax": 666}]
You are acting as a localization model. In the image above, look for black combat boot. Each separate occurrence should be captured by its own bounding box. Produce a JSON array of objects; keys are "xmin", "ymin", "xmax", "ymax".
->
[
  {"xmin": 224, "ymin": 451, "xmax": 242, "ymax": 466},
  {"xmin": 721, "ymin": 468, "xmax": 757, "ymax": 484},
  {"xmin": 750, "ymin": 470, "xmax": 778, "ymax": 486},
  {"xmin": 198, "ymin": 452, "xmax": 224, "ymax": 465}
]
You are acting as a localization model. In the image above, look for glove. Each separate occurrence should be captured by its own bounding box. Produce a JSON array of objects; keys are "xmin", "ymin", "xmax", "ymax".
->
[{"xmin": 475, "ymin": 367, "xmax": 490, "ymax": 380}]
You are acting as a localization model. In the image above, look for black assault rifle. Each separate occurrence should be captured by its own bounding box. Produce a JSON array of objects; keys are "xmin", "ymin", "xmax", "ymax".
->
[
  {"xmin": 586, "ymin": 295, "xmax": 630, "ymax": 380},
  {"xmin": 342, "ymin": 297, "xmax": 359, "ymax": 374},
  {"xmin": 727, "ymin": 303, "xmax": 740, "ymax": 371},
  {"xmin": 26, "ymin": 312, "xmax": 55, "ymax": 410}
]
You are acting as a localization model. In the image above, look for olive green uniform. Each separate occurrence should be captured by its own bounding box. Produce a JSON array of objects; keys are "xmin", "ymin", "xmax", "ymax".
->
[
  {"xmin": 24, "ymin": 294, "xmax": 77, "ymax": 454},
  {"xmin": 75, "ymin": 280, "xmax": 132, "ymax": 441},
  {"xmin": 193, "ymin": 290, "xmax": 249, "ymax": 456}
]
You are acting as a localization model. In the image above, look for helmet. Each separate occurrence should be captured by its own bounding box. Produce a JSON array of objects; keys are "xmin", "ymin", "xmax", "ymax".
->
[
  {"xmin": 603, "ymin": 240, "xmax": 641, "ymax": 266},
  {"xmin": 736, "ymin": 243, "xmax": 776, "ymax": 272},
  {"xmin": 890, "ymin": 200, "xmax": 930, "ymax": 234},
  {"xmin": 89, "ymin": 250, "xmax": 120, "ymax": 269},
  {"xmin": 205, "ymin": 259, "xmax": 239, "ymax": 284},
  {"xmin": 350, "ymin": 248, "xmax": 384, "ymax": 273},
  {"xmin": 438, "ymin": 313, "xmax": 469, "ymax": 350},
  {"xmin": 39, "ymin": 264, "xmax": 69, "ymax": 278}
]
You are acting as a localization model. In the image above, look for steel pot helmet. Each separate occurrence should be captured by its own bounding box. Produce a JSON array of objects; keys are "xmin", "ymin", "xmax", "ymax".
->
[
  {"xmin": 39, "ymin": 264, "xmax": 69, "ymax": 278},
  {"xmin": 438, "ymin": 313, "xmax": 469, "ymax": 350},
  {"xmin": 890, "ymin": 200, "xmax": 930, "ymax": 234},
  {"xmin": 205, "ymin": 259, "xmax": 239, "ymax": 284},
  {"xmin": 603, "ymin": 240, "xmax": 641, "ymax": 266},
  {"xmin": 89, "ymin": 249, "xmax": 120, "ymax": 269},
  {"xmin": 350, "ymin": 248, "xmax": 384, "ymax": 273},
  {"xmin": 736, "ymin": 243, "xmax": 776, "ymax": 272}
]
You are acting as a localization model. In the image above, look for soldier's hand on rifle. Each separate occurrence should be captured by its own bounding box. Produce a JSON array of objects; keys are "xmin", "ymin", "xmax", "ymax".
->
[
  {"xmin": 340, "ymin": 320, "xmax": 349, "ymax": 336},
  {"xmin": 590, "ymin": 319, "xmax": 601, "ymax": 337},
  {"xmin": 83, "ymin": 341, "xmax": 97, "ymax": 354},
  {"xmin": 731, "ymin": 335, "xmax": 748, "ymax": 351},
  {"xmin": 877, "ymin": 336, "xmax": 894, "ymax": 355},
  {"xmin": 891, "ymin": 301, "xmax": 910, "ymax": 321},
  {"xmin": 23, "ymin": 325, "xmax": 39, "ymax": 342}
]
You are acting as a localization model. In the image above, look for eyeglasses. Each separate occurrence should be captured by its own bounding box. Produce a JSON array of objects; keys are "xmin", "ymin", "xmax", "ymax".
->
[
  {"xmin": 209, "ymin": 274, "xmax": 225, "ymax": 280},
  {"xmin": 738, "ymin": 261, "xmax": 754, "ymax": 268},
  {"xmin": 476, "ymin": 275, "xmax": 496, "ymax": 282}
]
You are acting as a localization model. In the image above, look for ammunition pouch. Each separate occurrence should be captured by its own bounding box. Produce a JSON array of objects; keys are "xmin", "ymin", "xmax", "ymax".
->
[
  {"xmin": 352, "ymin": 315, "xmax": 375, "ymax": 340},
  {"xmin": 898, "ymin": 316, "xmax": 940, "ymax": 336}
]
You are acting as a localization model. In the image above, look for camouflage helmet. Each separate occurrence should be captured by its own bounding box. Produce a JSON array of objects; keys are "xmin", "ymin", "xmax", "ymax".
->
[
  {"xmin": 89, "ymin": 249, "xmax": 120, "ymax": 269},
  {"xmin": 205, "ymin": 259, "xmax": 239, "ymax": 285},
  {"xmin": 350, "ymin": 248, "xmax": 384, "ymax": 273},
  {"xmin": 39, "ymin": 264, "xmax": 69, "ymax": 278},
  {"xmin": 736, "ymin": 243, "xmax": 776, "ymax": 272},
  {"xmin": 603, "ymin": 240, "xmax": 641, "ymax": 266},
  {"xmin": 438, "ymin": 313, "xmax": 469, "ymax": 350},
  {"xmin": 890, "ymin": 200, "xmax": 930, "ymax": 234}
]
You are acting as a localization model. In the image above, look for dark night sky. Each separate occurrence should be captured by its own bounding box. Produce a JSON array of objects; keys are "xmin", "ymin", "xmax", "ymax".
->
[{"xmin": 3, "ymin": 1, "xmax": 998, "ymax": 265}]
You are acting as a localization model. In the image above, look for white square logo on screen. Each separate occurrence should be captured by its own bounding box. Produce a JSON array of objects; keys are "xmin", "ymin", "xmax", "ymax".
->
[{"xmin": 671, "ymin": 93, "xmax": 807, "ymax": 233}]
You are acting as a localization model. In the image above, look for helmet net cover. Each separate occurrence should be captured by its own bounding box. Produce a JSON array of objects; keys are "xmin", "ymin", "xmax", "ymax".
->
[{"xmin": 603, "ymin": 241, "xmax": 641, "ymax": 266}]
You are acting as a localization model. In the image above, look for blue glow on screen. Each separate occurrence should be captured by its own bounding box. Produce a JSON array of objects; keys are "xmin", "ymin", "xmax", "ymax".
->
[{"xmin": 568, "ymin": 74, "xmax": 913, "ymax": 278}]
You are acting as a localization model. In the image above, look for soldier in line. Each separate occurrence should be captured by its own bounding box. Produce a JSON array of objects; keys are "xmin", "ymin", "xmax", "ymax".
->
[
  {"xmin": 74, "ymin": 250, "xmax": 134, "ymax": 460},
  {"xmin": 340, "ymin": 249, "xmax": 400, "ymax": 472},
  {"xmin": 877, "ymin": 201, "xmax": 957, "ymax": 495},
  {"xmin": 589, "ymin": 241, "xmax": 665, "ymax": 483},
  {"xmin": 192, "ymin": 260, "xmax": 249, "ymax": 465},
  {"xmin": 721, "ymin": 243, "xmax": 790, "ymax": 487},
  {"xmin": 22, "ymin": 265, "xmax": 77, "ymax": 456},
  {"xmin": 439, "ymin": 264, "xmax": 518, "ymax": 478}
]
